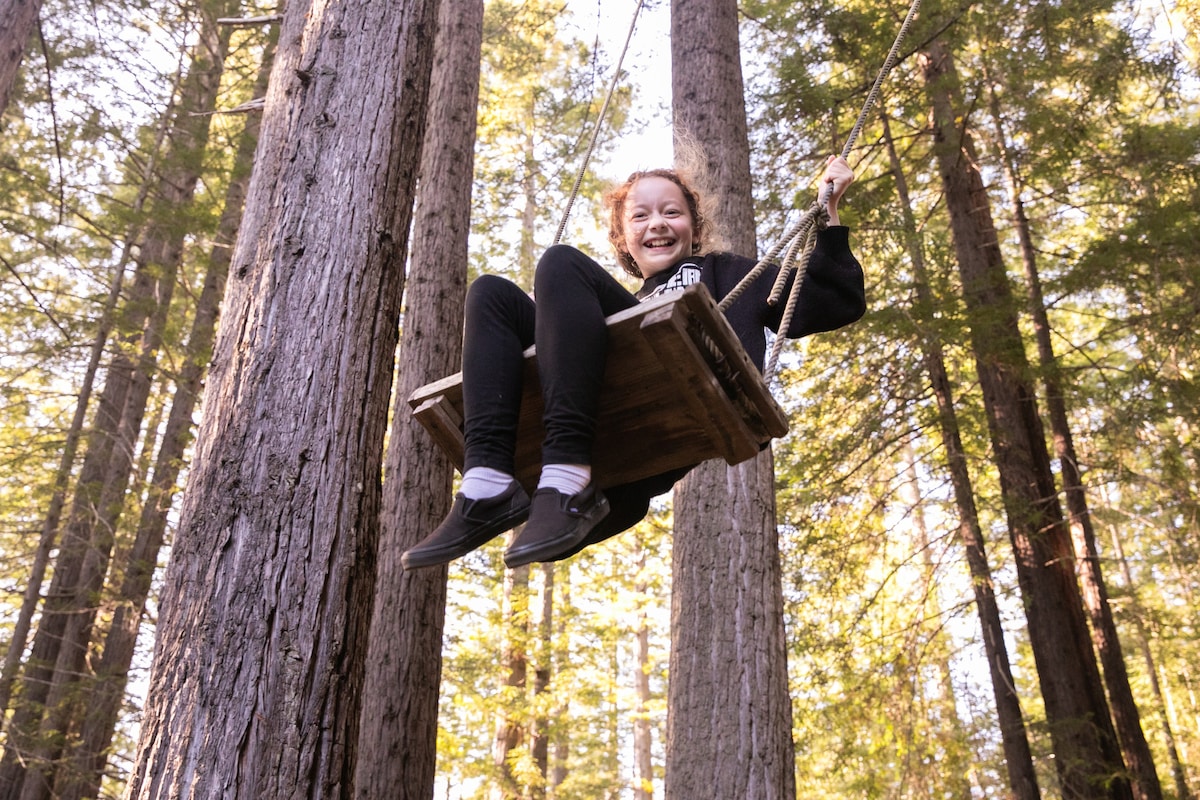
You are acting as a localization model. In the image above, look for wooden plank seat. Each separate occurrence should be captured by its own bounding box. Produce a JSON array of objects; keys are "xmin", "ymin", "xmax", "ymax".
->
[{"xmin": 408, "ymin": 282, "xmax": 789, "ymax": 492}]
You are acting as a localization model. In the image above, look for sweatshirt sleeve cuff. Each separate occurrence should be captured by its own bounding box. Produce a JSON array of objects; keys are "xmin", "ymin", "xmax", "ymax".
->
[{"xmin": 817, "ymin": 225, "xmax": 850, "ymax": 247}]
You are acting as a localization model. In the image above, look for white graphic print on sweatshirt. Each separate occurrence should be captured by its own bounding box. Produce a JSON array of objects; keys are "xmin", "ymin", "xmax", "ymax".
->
[{"xmin": 640, "ymin": 262, "xmax": 702, "ymax": 301}]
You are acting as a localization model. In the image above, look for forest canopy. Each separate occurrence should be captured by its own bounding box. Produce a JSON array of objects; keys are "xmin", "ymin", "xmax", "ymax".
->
[{"xmin": 0, "ymin": 0, "xmax": 1197, "ymax": 797}]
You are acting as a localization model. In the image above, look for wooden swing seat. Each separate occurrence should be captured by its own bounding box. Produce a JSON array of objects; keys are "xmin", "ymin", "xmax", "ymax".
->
[{"xmin": 408, "ymin": 283, "xmax": 788, "ymax": 492}]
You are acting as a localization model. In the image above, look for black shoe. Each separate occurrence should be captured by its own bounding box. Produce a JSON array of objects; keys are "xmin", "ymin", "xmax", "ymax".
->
[
  {"xmin": 401, "ymin": 480, "xmax": 531, "ymax": 569},
  {"xmin": 503, "ymin": 483, "xmax": 610, "ymax": 568}
]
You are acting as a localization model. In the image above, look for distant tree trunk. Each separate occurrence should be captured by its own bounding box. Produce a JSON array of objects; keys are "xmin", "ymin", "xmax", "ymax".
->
[
  {"xmin": 550, "ymin": 576, "xmax": 570, "ymax": 794},
  {"xmin": 985, "ymin": 82, "xmax": 1163, "ymax": 800},
  {"xmin": 0, "ymin": 3, "xmax": 239, "ymax": 795},
  {"xmin": 54, "ymin": 37, "xmax": 276, "ymax": 800},
  {"xmin": 0, "ymin": 0, "xmax": 42, "ymax": 119},
  {"xmin": 920, "ymin": 39, "xmax": 1130, "ymax": 799},
  {"xmin": 492, "ymin": 560, "xmax": 529, "ymax": 800},
  {"xmin": 530, "ymin": 563, "xmax": 554, "ymax": 800},
  {"xmin": 881, "ymin": 107, "xmax": 1042, "ymax": 800},
  {"xmin": 519, "ymin": 119, "xmax": 538, "ymax": 285},
  {"xmin": 665, "ymin": 1, "xmax": 793, "ymax": 798},
  {"xmin": 0, "ymin": 258, "xmax": 125, "ymax": 719},
  {"xmin": 352, "ymin": 0, "xmax": 481, "ymax": 796},
  {"xmin": 0, "ymin": 44, "xmax": 189, "ymax": 720},
  {"xmin": 124, "ymin": 0, "xmax": 440, "ymax": 795},
  {"xmin": 632, "ymin": 536, "xmax": 653, "ymax": 800},
  {"xmin": 1108, "ymin": 523, "xmax": 1194, "ymax": 800},
  {"xmin": 899, "ymin": 450, "xmax": 973, "ymax": 800}
]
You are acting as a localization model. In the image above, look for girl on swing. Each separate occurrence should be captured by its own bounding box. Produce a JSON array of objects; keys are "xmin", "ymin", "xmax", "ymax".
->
[{"xmin": 402, "ymin": 149, "xmax": 865, "ymax": 570}]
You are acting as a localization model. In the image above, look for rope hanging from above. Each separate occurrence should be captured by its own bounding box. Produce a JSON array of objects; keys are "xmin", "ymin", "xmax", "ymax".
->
[
  {"xmin": 554, "ymin": 0, "xmax": 647, "ymax": 246},
  {"xmin": 722, "ymin": 0, "xmax": 924, "ymax": 379}
]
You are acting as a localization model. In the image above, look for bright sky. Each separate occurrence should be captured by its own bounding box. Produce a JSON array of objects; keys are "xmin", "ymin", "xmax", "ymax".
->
[{"xmin": 561, "ymin": 0, "xmax": 676, "ymax": 179}]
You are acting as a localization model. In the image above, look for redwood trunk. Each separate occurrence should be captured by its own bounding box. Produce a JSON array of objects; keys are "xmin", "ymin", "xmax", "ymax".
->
[
  {"xmin": 352, "ymin": 0, "xmax": 481, "ymax": 795},
  {"xmin": 666, "ymin": 1, "xmax": 794, "ymax": 797},
  {"xmin": 987, "ymin": 85, "xmax": 1163, "ymax": 800},
  {"xmin": 881, "ymin": 108, "xmax": 1041, "ymax": 800},
  {"xmin": 0, "ymin": 0, "xmax": 42, "ymax": 118},
  {"xmin": 125, "ymin": 0, "xmax": 440, "ymax": 794},
  {"xmin": 0, "ymin": 5, "xmax": 237, "ymax": 795},
  {"xmin": 56, "ymin": 38, "xmax": 275, "ymax": 800}
]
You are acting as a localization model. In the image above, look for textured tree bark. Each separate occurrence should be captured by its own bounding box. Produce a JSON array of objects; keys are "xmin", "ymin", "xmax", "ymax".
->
[
  {"xmin": 0, "ymin": 0, "xmax": 42, "ymax": 119},
  {"xmin": 125, "ymin": 0, "xmax": 440, "ymax": 795},
  {"xmin": 666, "ymin": 1, "xmax": 795, "ymax": 797},
  {"xmin": 352, "ymin": 0, "xmax": 481, "ymax": 796},
  {"xmin": 55, "ymin": 38, "xmax": 276, "ymax": 800},
  {"xmin": 921, "ymin": 38, "xmax": 1131, "ymax": 800}
]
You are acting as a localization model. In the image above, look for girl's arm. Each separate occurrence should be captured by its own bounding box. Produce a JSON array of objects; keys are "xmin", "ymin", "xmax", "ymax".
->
[
  {"xmin": 774, "ymin": 227, "xmax": 866, "ymax": 338},
  {"xmin": 821, "ymin": 155, "xmax": 854, "ymax": 226},
  {"xmin": 770, "ymin": 156, "xmax": 864, "ymax": 337}
]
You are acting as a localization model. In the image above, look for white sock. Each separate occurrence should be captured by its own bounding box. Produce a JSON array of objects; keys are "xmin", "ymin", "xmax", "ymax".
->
[
  {"xmin": 537, "ymin": 463, "xmax": 591, "ymax": 496},
  {"xmin": 459, "ymin": 466, "xmax": 514, "ymax": 500}
]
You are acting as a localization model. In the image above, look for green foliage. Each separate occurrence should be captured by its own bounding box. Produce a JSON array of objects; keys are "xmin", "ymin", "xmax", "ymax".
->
[
  {"xmin": 743, "ymin": 0, "xmax": 1200, "ymax": 793},
  {"xmin": 469, "ymin": 0, "xmax": 632, "ymax": 286}
]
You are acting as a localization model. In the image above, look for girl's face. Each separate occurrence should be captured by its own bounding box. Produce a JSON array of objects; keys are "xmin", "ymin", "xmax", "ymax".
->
[{"xmin": 621, "ymin": 176, "xmax": 696, "ymax": 278}]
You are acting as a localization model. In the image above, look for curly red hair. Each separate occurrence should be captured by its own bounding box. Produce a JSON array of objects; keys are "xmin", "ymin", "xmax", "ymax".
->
[{"xmin": 603, "ymin": 168, "xmax": 715, "ymax": 279}]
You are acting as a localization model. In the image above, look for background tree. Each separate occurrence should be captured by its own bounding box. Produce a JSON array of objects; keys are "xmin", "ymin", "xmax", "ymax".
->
[
  {"xmin": 0, "ymin": 0, "xmax": 43, "ymax": 118},
  {"xmin": 1, "ymin": 0, "xmax": 1197, "ymax": 794},
  {"xmin": 1, "ymin": 0, "xmax": 245, "ymax": 794}
]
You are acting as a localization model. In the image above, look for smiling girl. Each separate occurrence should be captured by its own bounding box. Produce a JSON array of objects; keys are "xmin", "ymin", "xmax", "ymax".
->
[{"xmin": 401, "ymin": 153, "xmax": 865, "ymax": 570}]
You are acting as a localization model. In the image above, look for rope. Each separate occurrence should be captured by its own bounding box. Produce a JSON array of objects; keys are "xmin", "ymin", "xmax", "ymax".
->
[
  {"xmin": 720, "ymin": 0, "xmax": 924, "ymax": 378},
  {"xmin": 553, "ymin": 0, "xmax": 647, "ymax": 245}
]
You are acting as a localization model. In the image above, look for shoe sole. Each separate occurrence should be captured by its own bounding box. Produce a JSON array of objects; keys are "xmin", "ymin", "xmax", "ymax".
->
[
  {"xmin": 503, "ymin": 495, "xmax": 610, "ymax": 569},
  {"xmin": 401, "ymin": 505, "xmax": 531, "ymax": 569}
]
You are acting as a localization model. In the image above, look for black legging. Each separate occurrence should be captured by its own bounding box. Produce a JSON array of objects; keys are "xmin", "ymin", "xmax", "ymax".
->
[
  {"xmin": 462, "ymin": 244, "xmax": 640, "ymax": 473},
  {"xmin": 460, "ymin": 243, "xmax": 696, "ymax": 547}
]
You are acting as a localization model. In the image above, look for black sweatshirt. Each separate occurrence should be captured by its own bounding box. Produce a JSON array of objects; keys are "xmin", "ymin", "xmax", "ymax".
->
[{"xmin": 634, "ymin": 225, "xmax": 866, "ymax": 372}]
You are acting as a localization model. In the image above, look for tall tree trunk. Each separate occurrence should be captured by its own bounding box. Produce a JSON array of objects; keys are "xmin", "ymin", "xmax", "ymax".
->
[
  {"xmin": 519, "ymin": 117, "xmax": 538, "ymax": 286},
  {"xmin": 0, "ymin": 3, "xmax": 238, "ymax": 795},
  {"xmin": 985, "ymin": 81, "xmax": 1163, "ymax": 800},
  {"xmin": 124, "ymin": 0, "xmax": 440, "ymax": 794},
  {"xmin": 881, "ymin": 107, "xmax": 1042, "ymax": 800},
  {"xmin": 0, "ymin": 257, "xmax": 126, "ymax": 719},
  {"xmin": 899, "ymin": 450, "xmax": 973, "ymax": 800},
  {"xmin": 920, "ymin": 39, "xmax": 1130, "ymax": 800},
  {"xmin": 55, "ymin": 35, "xmax": 276, "ymax": 800},
  {"xmin": 0, "ymin": 46, "xmax": 189, "ymax": 717},
  {"xmin": 530, "ymin": 564, "xmax": 554, "ymax": 800},
  {"xmin": 353, "ymin": 0, "xmax": 481, "ymax": 796},
  {"xmin": 550, "ymin": 576, "xmax": 570, "ymax": 795},
  {"xmin": 666, "ymin": 1, "xmax": 794, "ymax": 797},
  {"xmin": 0, "ymin": 0, "xmax": 41, "ymax": 119}
]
